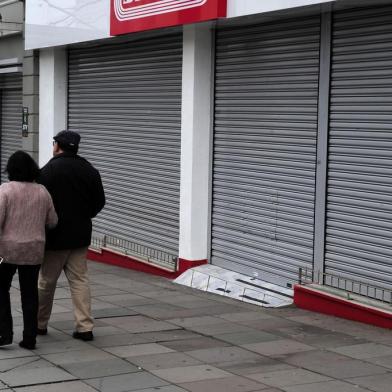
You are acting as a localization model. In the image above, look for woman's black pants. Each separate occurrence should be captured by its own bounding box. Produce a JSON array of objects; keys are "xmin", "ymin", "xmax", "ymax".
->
[{"xmin": 0, "ymin": 263, "xmax": 40, "ymax": 342}]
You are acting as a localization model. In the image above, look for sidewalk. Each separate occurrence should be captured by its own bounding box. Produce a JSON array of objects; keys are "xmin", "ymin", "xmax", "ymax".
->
[{"xmin": 1, "ymin": 261, "xmax": 392, "ymax": 392}]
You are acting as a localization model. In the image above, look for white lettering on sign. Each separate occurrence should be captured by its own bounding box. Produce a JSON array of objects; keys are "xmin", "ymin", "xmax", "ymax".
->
[{"xmin": 114, "ymin": 0, "xmax": 207, "ymax": 21}]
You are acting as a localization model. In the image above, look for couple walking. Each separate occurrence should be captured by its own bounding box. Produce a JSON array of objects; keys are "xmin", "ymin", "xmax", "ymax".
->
[{"xmin": 0, "ymin": 130, "xmax": 105, "ymax": 349}]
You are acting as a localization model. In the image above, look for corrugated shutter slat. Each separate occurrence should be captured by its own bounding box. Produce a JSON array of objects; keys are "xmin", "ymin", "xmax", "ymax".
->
[
  {"xmin": 211, "ymin": 16, "xmax": 320, "ymax": 286},
  {"xmin": 68, "ymin": 34, "xmax": 182, "ymax": 256},
  {"xmin": 0, "ymin": 74, "xmax": 22, "ymax": 184},
  {"xmin": 325, "ymin": 5, "xmax": 392, "ymax": 289}
]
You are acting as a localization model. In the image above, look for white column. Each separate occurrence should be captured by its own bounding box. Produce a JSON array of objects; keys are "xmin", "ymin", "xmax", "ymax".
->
[
  {"xmin": 39, "ymin": 47, "xmax": 67, "ymax": 167},
  {"xmin": 179, "ymin": 23, "xmax": 214, "ymax": 261}
]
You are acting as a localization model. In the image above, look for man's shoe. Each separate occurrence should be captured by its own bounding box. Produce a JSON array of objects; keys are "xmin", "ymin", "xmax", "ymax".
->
[
  {"xmin": 72, "ymin": 331, "xmax": 93, "ymax": 341},
  {"xmin": 37, "ymin": 328, "xmax": 48, "ymax": 336},
  {"xmin": 0, "ymin": 335, "xmax": 12, "ymax": 347},
  {"xmin": 19, "ymin": 340, "xmax": 36, "ymax": 350}
]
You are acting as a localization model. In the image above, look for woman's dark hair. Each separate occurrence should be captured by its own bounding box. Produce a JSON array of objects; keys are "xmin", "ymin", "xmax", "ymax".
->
[{"xmin": 6, "ymin": 150, "xmax": 40, "ymax": 182}]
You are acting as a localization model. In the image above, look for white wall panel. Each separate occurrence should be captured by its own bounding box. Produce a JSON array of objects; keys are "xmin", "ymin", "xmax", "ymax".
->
[{"xmin": 25, "ymin": 0, "xmax": 110, "ymax": 49}]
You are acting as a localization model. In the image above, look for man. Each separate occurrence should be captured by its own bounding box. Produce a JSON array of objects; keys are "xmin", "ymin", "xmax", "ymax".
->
[{"xmin": 37, "ymin": 130, "xmax": 105, "ymax": 341}]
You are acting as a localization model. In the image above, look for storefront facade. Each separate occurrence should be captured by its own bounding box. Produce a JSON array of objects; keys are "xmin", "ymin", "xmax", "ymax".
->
[
  {"xmin": 0, "ymin": 1, "xmax": 23, "ymax": 183},
  {"xmin": 26, "ymin": 0, "xmax": 392, "ymax": 298}
]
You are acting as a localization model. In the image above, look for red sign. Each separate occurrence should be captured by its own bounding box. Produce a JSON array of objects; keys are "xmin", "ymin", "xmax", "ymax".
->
[{"xmin": 111, "ymin": 0, "xmax": 227, "ymax": 36}]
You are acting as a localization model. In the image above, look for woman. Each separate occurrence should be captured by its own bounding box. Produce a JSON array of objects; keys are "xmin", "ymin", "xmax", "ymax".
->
[{"xmin": 0, "ymin": 151, "xmax": 57, "ymax": 350}]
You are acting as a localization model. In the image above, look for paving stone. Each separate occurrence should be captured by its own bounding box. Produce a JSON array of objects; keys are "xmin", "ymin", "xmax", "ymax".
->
[
  {"xmin": 167, "ymin": 316, "xmax": 223, "ymax": 327},
  {"xmin": 35, "ymin": 328, "xmax": 70, "ymax": 342},
  {"xmin": 0, "ymin": 346, "xmax": 36, "ymax": 359},
  {"xmin": 86, "ymin": 371, "xmax": 168, "ymax": 391},
  {"xmin": 33, "ymin": 339, "xmax": 92, "ymax": 355},
  {"xmin": 241, "ymin": 317, "xmax": 302, "ymax": 331},
  {"xmin": 330, "ymin": 343, "xmax": 392, "ymax": 359},
  {"xmin": 101, "ymin": 315, "xmax": 180, "ymax": 333},
  {"xmin": 218, "ymin": 311, "xmax": 274, "ymax": 322},
  {"xmin": 127, "ymin": 304, "xmax": 187, "ymax": 319},
  {"xmin": 93, "ymin": 308, "xmax": 138, "ymax": 319},
  {"xmin": 142, "ymin": 304, "xmax": 242, "ymax": 320},
  {"xmin": 281, "ymin": 349, "xmax": 353, "ymax": 367},
  {"xmin": 247, "ymin": 368, "xmax": 331, "ymax": 388},
  {"xmin": 347, "ymin": 372, "xmax": 392, "ymax": 392},
  {"xmin": 287, "ymin": 314, "xmax": 339, "ymax": 329},
  {"xmin": 47, "ymin": 320, "xmax": 78, "ymax": 330},
  {"xmin": 302, "ymin": 358, "xmax": 388, "ymax": 379},
  {"xmin": 160, "ymin": 337, "xmax": 231, "ymax": 352},
  {"xmin": 282, "ymin": 380, "xmax": 372, "ymax": 392},
  {"xmin": 187, "ymin": 322, "xmax": 255, "ymax": 336},
  {"xmin": 217, "ymin": 358, "xmax": 294, "ymax": 376},
  {"xmin": 14, "ymin": 381, "xmax": 98, "ymax": 392},
  {"xmin": 277, "ymin": 324, "xmax": 332, "ymax": 337},
  {"xmin": 0, "ymin": 366, "xmax": 76, "ymax": 387},
  {"xmin": 98, "ymin": 292, "xmax": 156, "ymax": 307},
  {"xmin": 242, "ymin": 339, "xmax": 315, "ymax": 357},
  {"xmin": 88, "ymin": 325, "xmax": 129, "ymax": 337},
  {"xmin": 91, "ymin": 287, "xmax": 128, "ymax": 297},
  {"xmin": 7, "ymin": 359, "xmax": 55, "ymax": 370},
  {"xmin": 127, "ymin": 351, "xmax": 202, "ymax": 370},
  {"xmin": 186, "ymin": 346, "xmax": 263, "ymax": 364},
  {"xmin": 90, "ymin": 333, "xmax": 149, "ymax": 348},
  {"xmin": 141, "ymin": 291, "xmax": 196, "ymax": 300},
  {"xmin": 364, "ymin": 355, "xmax": 392, "ymax": 370},
  {"xmin": 0, "ymin": 357, "xmax": 41, "ymax": 372},
  {"xmin": 61, "ymin": 358, "xmax": 141, "ymax": 379},
  {"xmin": 216, "ymin": 330, "xmax": 280, "ymax": 345},
  {"xmin": 5, "ymin": 262, "xmax": 392, "ymax": 392},
  {"xmin": 150, "ymin": 364, "xmax": 232, "ymax": 383},
  {"xmin": 92, "ymin": 300, "xmax": 120, "ymax": 311},
  {"xmin": 287, "ymin": 331, "xmax": 368, "ymax": 349},
  {"xmin": 162, "ymin": 298, "xmax": 224, "ymax": 310},
  {"xmin": 179, "ymin": 375, "xmax": 268, "ymax": 392},
  {"xmin": 43, "ymin": 348, "xmax": 117, "ymax": 365},
  {"xmin": 105, "ymin": 343, "xmax": 174, "ymax": 358},
  {"xmin": 130, "ymin": 387, "xmax": 187, "ymax": 392},
  {"xmin": 251, "ymin": 390, "xmax": 283, "ymax": 392},
  {"xmin": 138, "ymin": 329, "xmax": 203, "ymax": 343}
]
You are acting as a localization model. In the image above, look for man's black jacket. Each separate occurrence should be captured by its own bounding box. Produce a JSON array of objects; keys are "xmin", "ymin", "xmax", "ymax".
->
[{"xmin": 38, "ymin": 152, "xmax": 105, "ymax": 250}]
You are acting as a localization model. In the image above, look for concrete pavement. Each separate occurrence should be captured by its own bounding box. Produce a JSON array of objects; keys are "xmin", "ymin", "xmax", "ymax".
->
[{"xmin": 1, "ymin": 261, "xmax": 392, "ymax": 392}]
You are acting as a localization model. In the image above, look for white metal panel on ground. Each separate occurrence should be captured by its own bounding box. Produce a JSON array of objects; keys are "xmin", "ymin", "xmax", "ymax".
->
[
  {"xmin": 325, "ymin": 5, "xmax": 392, "ymax": 290},
  {"xmin": 0, "ymin": 74, "xmax": 22, "ymax": 184},
  {"xmin": 212, "ymin": 16, "xmax": 321, "ymax": 288},
  {"xmin": 68, "ymin": 33, "xmax": 182, "ymax": 260}
]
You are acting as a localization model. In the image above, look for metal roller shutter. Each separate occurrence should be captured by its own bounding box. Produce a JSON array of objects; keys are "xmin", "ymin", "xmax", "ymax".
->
[
  {"xmin": 325, "ymin": 5, "xmax": 392, "ymax": 290},
  {"xmin": 68, "ymin": 33, "xmax": 182, "ymax": 261},
  {"xmin": 212, "ymin": 16, "xmax": 321, "ymax": 287},
  {"xmin": 0, "ymin": 74, "xmax": 22, "ymax": 184}
]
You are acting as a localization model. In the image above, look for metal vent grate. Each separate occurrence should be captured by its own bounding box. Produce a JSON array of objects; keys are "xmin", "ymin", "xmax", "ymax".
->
[
  {"xmin": 299, "ymin": 267, "xmax": 392, "ymax": 305},
  {"xmin": 90, "ymin": 232, "xmax": 178, "ymax": 272}
]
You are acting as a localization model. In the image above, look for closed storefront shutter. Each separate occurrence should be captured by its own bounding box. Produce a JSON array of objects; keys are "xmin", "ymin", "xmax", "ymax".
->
[
  {"xmin": 211, "ymin": 16, "xmax": 321, "ymax": 287},
  {"xmin": 0, "ymin": 74, "xmax": 22, "ymax": 184},
  {"xmin": 325, "ymin": 5, "xmax": 392, "ymax": 290},
  {"xmin": 68, "ymin": 33, "xmax": 182, "ymax": 261}
]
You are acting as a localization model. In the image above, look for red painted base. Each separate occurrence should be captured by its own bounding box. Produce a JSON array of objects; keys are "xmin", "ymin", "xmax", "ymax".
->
[
  {"xmin": 87, "ymin": 248, "xmax": 207, "ymax": 279},
  {"xmin": 294, "ymin": 284, "xmax": 392, "ymax": 329}
]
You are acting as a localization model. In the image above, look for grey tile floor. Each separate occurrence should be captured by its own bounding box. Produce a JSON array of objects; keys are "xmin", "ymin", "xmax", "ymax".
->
[{"xmin": 0, "ymin": 261, "xmax": 391, "ymax": 392}]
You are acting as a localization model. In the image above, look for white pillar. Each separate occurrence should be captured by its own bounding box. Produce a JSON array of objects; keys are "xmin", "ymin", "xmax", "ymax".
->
[
  {"xmin": 179, "ymin": 23, "xmax": 214, "ymax": 262},
  {"xmin": 39, "ymin": 47, "xmax": 67, "ymax": 167}
]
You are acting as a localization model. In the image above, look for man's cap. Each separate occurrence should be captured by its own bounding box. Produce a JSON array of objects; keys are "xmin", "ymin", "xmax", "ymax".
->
[{"xmin": 54, "ymin": 130, "xmax": 81, "ymax": 148}]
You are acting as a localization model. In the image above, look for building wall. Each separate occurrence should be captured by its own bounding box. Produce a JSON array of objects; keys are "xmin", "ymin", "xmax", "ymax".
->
[
  {"xmin": 25, "ymin": 0, "xmax": 335, "ymax": 49},
  {"xmin": 0, "ymin": 1, "xmax": 39, "ymax": 161}
]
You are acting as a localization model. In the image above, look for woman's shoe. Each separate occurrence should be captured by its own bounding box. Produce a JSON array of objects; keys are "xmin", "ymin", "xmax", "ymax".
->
[
  {"xmin": 0, "ymin": 335, "xmax": 13, "ymax": 346},
  {"xmin": 19, "ymin": 340, "xmax": 36, "ymax": 350}
]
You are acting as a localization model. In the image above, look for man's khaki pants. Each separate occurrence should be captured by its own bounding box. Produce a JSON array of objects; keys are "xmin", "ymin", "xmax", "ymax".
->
[{"xmin": 38, "ymin": 247, "xmax": 94, "ymax": 332}]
